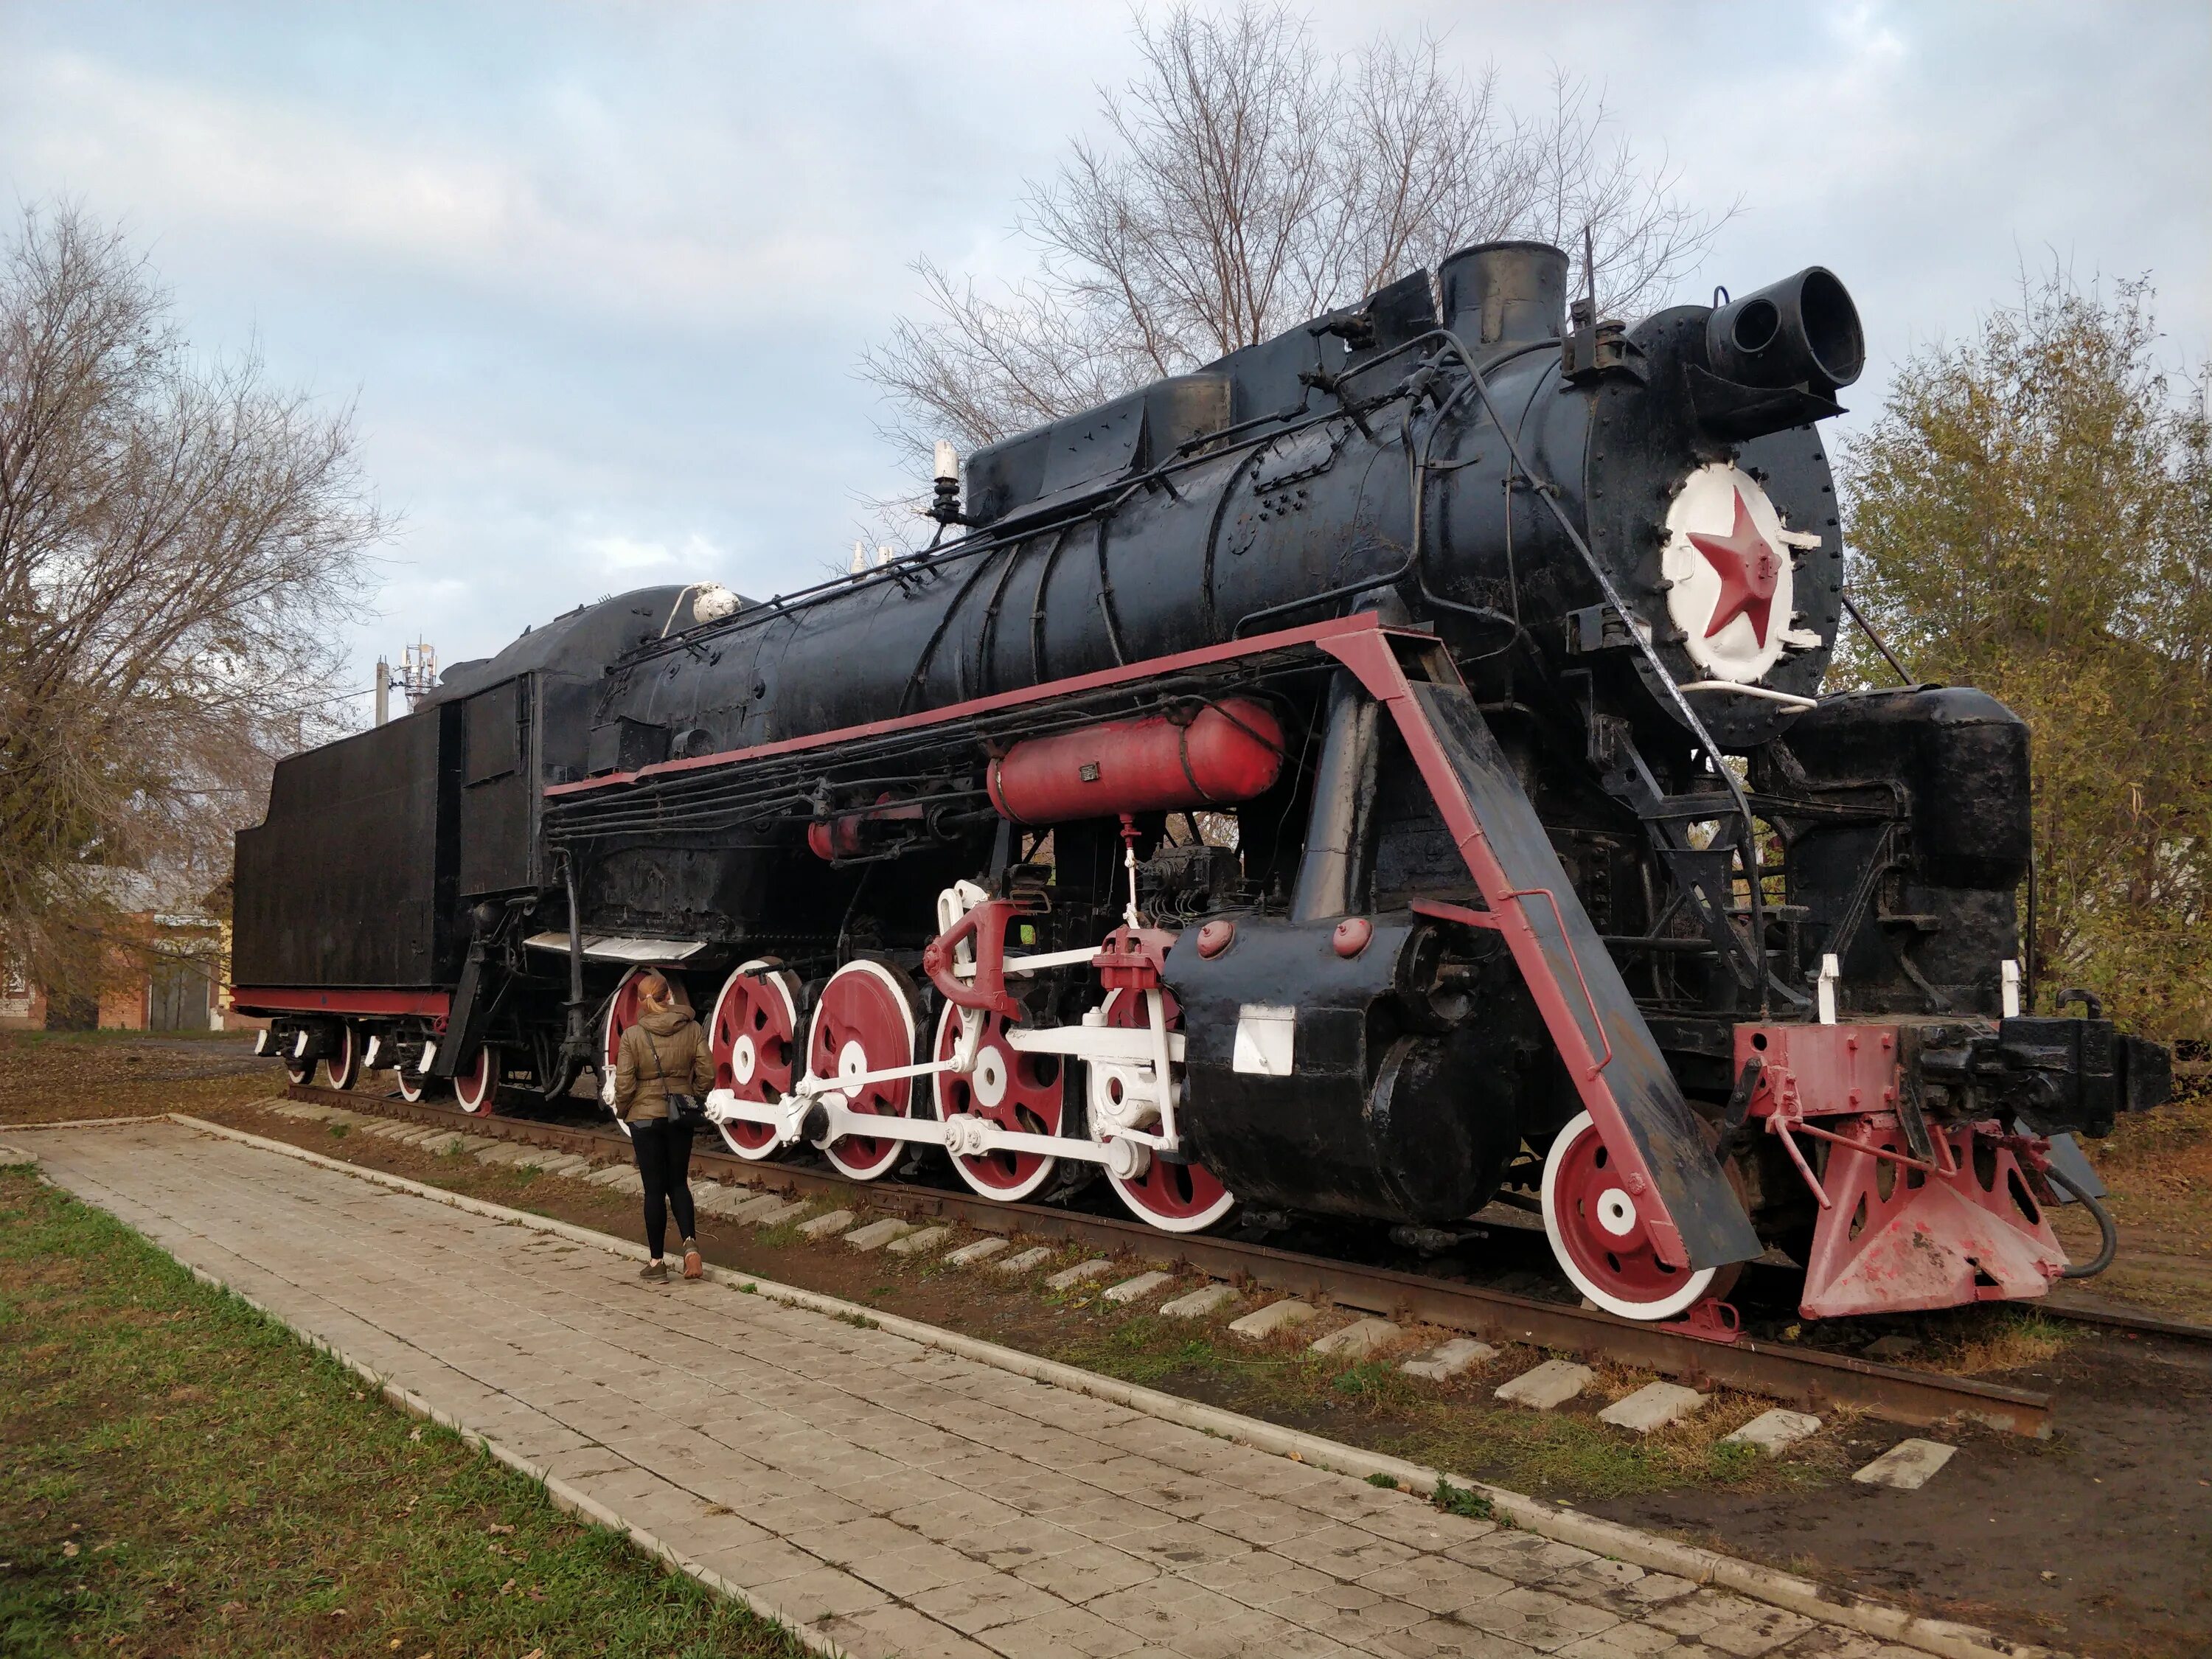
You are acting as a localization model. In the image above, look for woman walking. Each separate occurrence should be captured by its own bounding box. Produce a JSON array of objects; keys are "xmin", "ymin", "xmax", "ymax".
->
[{"xmin": 611, "ymin": 972, "xmax": 715, "ymax": 1281}]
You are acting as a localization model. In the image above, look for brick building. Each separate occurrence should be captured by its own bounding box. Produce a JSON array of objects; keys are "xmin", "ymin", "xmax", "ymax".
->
[{"xmin": 0, "ymin": 870, "xmax": 236, "ymax": 1033}]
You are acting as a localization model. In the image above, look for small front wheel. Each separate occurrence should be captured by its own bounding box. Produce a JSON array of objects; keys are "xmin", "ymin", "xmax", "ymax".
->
[{"xmin": 1540, "ymin": 1110, "xmax": 1719, "ymax": 1321}]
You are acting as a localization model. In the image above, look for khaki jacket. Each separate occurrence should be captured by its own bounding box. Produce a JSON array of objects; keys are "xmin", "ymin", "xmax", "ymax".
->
[{"xmin": 614, "ymin": 1006, "xmax": 715, "ymax": 1121}]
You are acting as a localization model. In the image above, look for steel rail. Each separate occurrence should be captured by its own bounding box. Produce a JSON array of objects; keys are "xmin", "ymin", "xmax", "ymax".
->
[
  {"xmin": 279, "ymin": 1080, "xmax": 2069, "ymax": 1436},
  {"xmin": 2032, "ymin": 1295, "xmax": 2212, "ymax": 1343}
]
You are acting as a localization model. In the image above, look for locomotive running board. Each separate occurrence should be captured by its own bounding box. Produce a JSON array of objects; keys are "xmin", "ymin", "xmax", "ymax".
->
[{"xmin": 1318, "ymin": 628, "xmax": 1762, "ymax": 1273}]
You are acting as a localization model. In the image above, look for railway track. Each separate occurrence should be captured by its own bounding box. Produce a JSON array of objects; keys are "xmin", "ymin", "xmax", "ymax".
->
[{"xmin": 275, "ymin": 1080, "xmax": 2201, "ymax": 1439}]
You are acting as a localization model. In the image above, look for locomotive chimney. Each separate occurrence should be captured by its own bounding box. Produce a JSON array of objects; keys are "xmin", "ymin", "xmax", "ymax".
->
[
  {"xmin": 1436, "ymin": 240, "xmax": 1569, "ymax": 351},
  {"xmin": 1705, "ymin": 267, "xmax": 1865, "ymax": 396}
]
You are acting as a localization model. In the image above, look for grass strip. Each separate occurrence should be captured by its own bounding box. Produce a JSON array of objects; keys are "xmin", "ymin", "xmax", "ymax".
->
[{"xmin": 0, "ymin": 1167, "xmax": 805, "ymax": 1659}]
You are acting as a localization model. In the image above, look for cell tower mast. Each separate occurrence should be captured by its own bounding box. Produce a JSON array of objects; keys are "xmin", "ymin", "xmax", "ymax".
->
[{"xmin": 398, "ymin": 640, "xmax": 439, "ymax": 709}]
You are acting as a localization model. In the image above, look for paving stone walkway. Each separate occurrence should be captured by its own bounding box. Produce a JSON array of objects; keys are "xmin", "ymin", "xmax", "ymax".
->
[{"xmin": 27, "ymin": 1122, "xmax": 1911, "ymax": 1659}]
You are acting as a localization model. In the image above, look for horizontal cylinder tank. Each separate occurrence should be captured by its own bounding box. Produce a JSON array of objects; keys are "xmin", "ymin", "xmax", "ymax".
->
[{"xmin": 986, "ymin": 698, "xmax": 1284, "ymax": 825}]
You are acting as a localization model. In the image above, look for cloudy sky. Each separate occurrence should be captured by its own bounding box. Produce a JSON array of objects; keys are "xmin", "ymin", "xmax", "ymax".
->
[{"xmin": 4, "ymin": 1, "xmax": 2206, "ymax": 712}]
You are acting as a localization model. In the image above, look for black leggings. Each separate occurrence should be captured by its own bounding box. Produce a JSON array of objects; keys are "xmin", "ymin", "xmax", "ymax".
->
[{"xmin": 630, "ymin": 1118, "xmax": 697, "ymax": 1258}]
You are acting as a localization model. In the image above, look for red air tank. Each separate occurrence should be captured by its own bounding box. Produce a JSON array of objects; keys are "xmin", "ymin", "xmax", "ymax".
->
[{"xmin": 987, "ymin": 698, "xmax": 1284, "ymax": 825}]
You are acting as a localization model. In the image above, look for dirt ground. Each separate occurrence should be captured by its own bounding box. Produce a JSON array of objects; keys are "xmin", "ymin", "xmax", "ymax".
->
[
  {"xmin": 7, "ymin": 1032, "xmax": 2211, "ymax": 1656},
  {"xmin": 1604, "ymin": 1335, "xmax": 2212, "ymax": 1658},
  {"xmin": 0, "ymin": 1030, "xmax": 284, "ymax": 1124},
  {"xmin": 2048, "ymin": 1078, "xmax": 2212, "ymax": 1321}
]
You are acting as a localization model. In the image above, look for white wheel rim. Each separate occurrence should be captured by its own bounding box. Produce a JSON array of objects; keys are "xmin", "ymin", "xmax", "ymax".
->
[
  {"xmin": 710, "ymin": 959, "xmax": 798, "ymax": 1162},
  {"xmin": 1095, "ymin": 989, "xmax": 1234, "ymax": 1234},
  {"xmin": 931, "ymin": 1001, "xmax": 1060, "ymax": 1204},
  {"xmin": 1105, "ymin": 1166, "xmax": 1237, "ymax": 1234},
  {"xmin": 816, "ymin": 959, "xmax": 917, "ymax": 1180},
  {"xmin": 324, "ymin": 1025, "xmax": 355, "ymax": 1089},
  {"xmin": 601, "ymin": 966, "xmax": 673, "ymax": 1139},
  {"xmin": 1539, "ymin": 1110, "xmax": 1717, "ymax": 1321},
  {"xmin": 602, "ymin": 968, "xmax": 646, "ymax": 1119},
  {"xmin": 456, "ymin": 1046, "xmax": 496, "ymax": 1115}
]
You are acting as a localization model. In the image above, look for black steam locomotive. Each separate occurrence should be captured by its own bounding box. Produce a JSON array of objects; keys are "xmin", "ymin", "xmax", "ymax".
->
[{"xmin": 233, "ymin": 241, "xmax": 2168, "ymax": 1321}]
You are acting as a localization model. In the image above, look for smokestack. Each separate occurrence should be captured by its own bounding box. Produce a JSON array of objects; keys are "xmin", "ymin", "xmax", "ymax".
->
[
  {"xmin": 1705, "ymin": 267, "xmax": 1865, "ymax": 396},
  {"xmin": 1436, "ymin": 241, "xmax": 1570, "ymax": 351}
]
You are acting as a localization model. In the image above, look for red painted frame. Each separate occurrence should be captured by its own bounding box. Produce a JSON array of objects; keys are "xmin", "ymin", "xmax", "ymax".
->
[
  {"xmin": 230, "ymin": 987, "xmax": 451, "ymax": 1019},
  {"xmin": 1317, "ymin": 627, "xmax": 1698, "ymax": 1271},
  {"xmin": 546, "ymin": 611, "xmax": 1401, "ymax": 799}
]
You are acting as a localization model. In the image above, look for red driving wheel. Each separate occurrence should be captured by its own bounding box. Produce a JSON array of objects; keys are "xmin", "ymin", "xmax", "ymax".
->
[
  {"xmin": 708, "ymin": 959, "xmax": 801, "ymax": 1161},
  {"xmin": 1098, "ymin": 987, "xmax": 1234, "ymax": 1233},
  {"xmin": 602, "ymin": 967, "xmax": 692, "ymax": 1139},
  {"xmin": 933, "ymin": 1001, "xmax": 1065, "ymax": 1201},
  {"xmin": 807, "ymin": 959, "xmax": 920, "ymax": 1181}
]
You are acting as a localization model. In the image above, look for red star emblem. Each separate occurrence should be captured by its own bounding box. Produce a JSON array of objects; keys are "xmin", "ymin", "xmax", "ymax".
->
[{"xmin": 1687, "ymin": 492, "xmax": 1781, "ymax": 645}]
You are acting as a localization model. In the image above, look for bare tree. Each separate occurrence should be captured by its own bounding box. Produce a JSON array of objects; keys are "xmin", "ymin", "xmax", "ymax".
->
[
  {"xmin": 862, "ymin": 5, "xmax": 1733, "ymax": 470},
  {"xmin": 0, "ymin": 202, "xmax": 382, "ymax": 998}
]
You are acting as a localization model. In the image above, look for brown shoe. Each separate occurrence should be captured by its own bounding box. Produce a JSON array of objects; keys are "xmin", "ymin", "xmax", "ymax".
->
[
  {"xmin": 682, "ymin": 1241, "xmax": 703, "ymax": 1281},
  {"xmin": 639, "ymin": 1259, "xmax": 669, "ymax": 1282}
]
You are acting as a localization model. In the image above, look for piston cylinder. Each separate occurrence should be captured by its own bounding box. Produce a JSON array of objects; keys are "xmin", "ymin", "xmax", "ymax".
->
[{"xmin": 986, "ymin": 698, "xmax": 1284, "ymax": 825}]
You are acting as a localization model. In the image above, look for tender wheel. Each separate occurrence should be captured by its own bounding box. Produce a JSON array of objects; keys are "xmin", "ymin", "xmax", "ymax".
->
[
  {"xmin": 321, "ymin": 1023, "xmax": 361, "ymax": 1091},
  {"xmin": 454, "ymin": 1043, "xmax": 500, "ymax": 1115},
  {"xmin": 709, "ymin": 959, "xmax": 801, "ymax": 1161},
  {"xmin": 933, "ymin": 1001, "xmax": 1065, "ymax": 1202},
  {"xmin": 1540, "ymin": 1109, "xmax": 1718, "ymax": 1320},
  {"xmin": 394, "ymin": 1034, "xmax": 446, "ymax": 1102},
  {"xmin": 807, "ymin": 959, "xmax": 920, "ymax": 1181},
  {"xmin": 282, "ymin": 1025, "xmax": 313, "ymax": 1087},
  {"xmin": 1096, "ymin": 987, "xmax": 1234, "ymax": 1234}
]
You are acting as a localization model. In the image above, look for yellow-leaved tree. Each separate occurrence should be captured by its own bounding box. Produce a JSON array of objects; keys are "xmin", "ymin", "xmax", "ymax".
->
[{"xmin": 1842, "ymin": 271, "xmax": 2211, "ymax": 1040}]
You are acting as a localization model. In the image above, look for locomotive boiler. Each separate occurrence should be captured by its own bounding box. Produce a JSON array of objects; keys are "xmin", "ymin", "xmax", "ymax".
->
[{"xmin": 232, "ymin": 240, "xmax": 2170, "ymax": 1323}]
